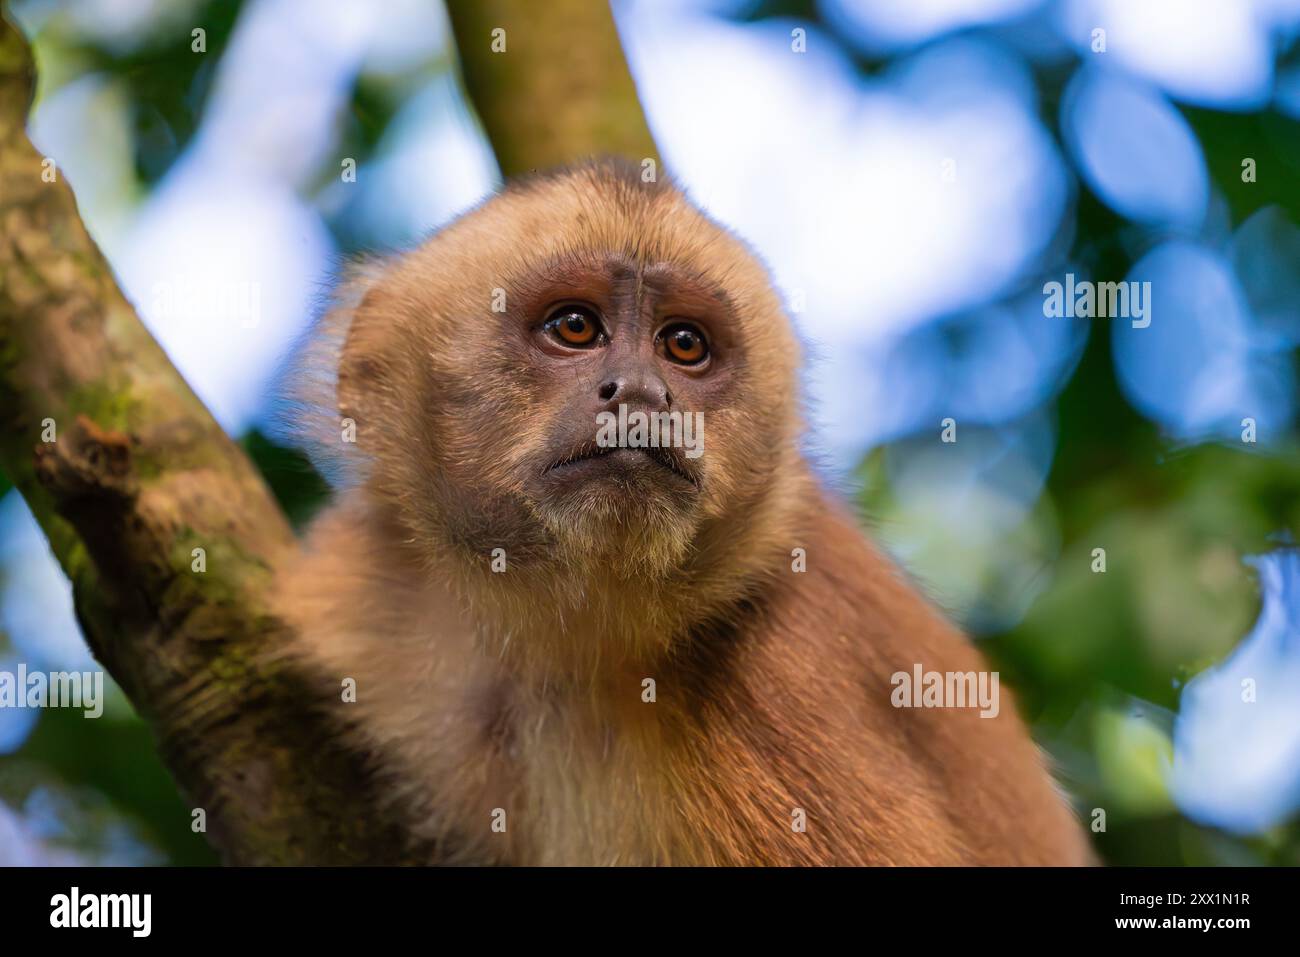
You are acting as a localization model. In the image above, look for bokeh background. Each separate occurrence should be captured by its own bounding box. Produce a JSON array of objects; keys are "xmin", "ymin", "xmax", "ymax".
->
[{"xmin": 2, "ymin": 0, "xmax": 1299, "ymax": 865}]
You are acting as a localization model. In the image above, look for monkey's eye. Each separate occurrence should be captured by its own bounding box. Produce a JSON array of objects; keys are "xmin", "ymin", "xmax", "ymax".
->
[
  {"xmin": 659, "ymin": 323, "xmax": 709, "ymax": 365},
  {"xmin": 544, "ymin": 307, "xmax": 603, "ymax": 348}
]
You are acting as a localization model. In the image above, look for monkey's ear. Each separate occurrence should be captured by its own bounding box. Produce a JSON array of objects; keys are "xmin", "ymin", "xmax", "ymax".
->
[
  {"xmin": 276, "ymin": 256, "xmax": 404, "ymax": 487},
  {"xmin": 336, "ymin": 298, "xmax": 387, "ymax": 426},
  {"xmin": 328, "ymin": 258, "xmax": 398, "ymax": 427}
]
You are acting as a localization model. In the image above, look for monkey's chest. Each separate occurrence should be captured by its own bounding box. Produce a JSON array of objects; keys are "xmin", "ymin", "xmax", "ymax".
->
[{"xmin": 489, "ymin": 705, "xmax": 707, "ymax": 866}]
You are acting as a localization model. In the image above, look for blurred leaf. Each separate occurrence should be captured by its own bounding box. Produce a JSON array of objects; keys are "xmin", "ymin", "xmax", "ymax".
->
[
  {"xmin": 1094, "ymin": 705, "xmax": 1175, "ymax": 816},
  {"xmin": 8, "ymin": 708, "xmax": 217, "ymax": 865},
  {"xmin": 240, "ymin": 429, "xmax": 330, "ymax": 530}
]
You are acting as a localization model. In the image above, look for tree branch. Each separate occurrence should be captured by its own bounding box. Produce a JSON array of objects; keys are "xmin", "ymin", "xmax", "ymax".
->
[
  {"xmin": 445, "ymin": 0, "xmax": 660, "ymax": 177},
  {"xmin": 0, "ymin": 8, "xmax": 414, "ymax": 864}
]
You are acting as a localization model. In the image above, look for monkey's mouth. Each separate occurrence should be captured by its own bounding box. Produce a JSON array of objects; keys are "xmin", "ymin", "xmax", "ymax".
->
[{"xmin": 543, "ymin": 440, "xmax": 699, "ymax": 488}]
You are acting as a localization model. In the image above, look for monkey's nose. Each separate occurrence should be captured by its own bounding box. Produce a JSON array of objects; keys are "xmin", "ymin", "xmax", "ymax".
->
[{"xmin": 598, "ymin": 373, "xmax": 672, "ymax": 411}]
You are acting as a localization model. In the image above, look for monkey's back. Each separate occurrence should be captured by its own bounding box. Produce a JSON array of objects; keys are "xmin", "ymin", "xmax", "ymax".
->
[{"xmin": 661, "ymin": 500, "xmax": 1094, "ymax": 865}]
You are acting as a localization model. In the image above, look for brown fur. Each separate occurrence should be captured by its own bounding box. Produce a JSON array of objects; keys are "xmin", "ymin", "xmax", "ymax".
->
[{"xmin": 275, "ymin": 160, "xmax": 1093, "ymax": 865}]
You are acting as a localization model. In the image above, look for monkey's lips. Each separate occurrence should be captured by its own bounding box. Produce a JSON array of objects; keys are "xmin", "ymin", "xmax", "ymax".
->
[{"xmin": 543, "ymin": 441, "xmax": 699, "ymax": 489}]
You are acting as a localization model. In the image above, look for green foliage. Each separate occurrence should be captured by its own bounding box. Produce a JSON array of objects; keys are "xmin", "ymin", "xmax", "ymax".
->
[
  {"xmin": 51, "ymin": 0, "xmax": 247, "ymax": 184},
  {"xmin": 240, "ymin": 430, "xmax": 330, "ymax": 530},
  {"xmin": 857, "ymin": 84, "xmax": 1300, "ymax": 864},
  {"xmin": 8, "ymin": 707, "xmax": 217, "ymax": 864}
]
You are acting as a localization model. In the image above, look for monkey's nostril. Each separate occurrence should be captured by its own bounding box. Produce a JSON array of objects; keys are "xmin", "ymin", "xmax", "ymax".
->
[{"xmin": 598, "ymin": 374, "xmax": 671, "ymax": 410}]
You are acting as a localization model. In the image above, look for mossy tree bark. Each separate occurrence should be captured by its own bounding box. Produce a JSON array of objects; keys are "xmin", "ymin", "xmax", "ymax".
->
[{"xmin": 0, "ymin": 8, "xmax": 415, "ymax": 864}]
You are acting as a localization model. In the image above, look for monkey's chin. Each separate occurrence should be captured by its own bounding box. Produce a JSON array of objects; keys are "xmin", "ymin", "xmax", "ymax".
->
[{"xmin": 529, "ymin": 459, "xmax": 701, "ymax": 578}]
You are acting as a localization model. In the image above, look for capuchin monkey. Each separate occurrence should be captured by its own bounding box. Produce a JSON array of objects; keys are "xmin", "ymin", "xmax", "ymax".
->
[{"xmin": 277, "ymin": 159, "xmax": 1093, "ymax": 866}]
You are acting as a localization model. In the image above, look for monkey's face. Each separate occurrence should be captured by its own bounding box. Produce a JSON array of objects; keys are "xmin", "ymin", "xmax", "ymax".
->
[
  {"xmin": 339, "ymin": 164, "xmax": 802, "ymax": 579},
  {"xmin": 516, "ymin": 258, "xmax": 730, "ymax": 527}
]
